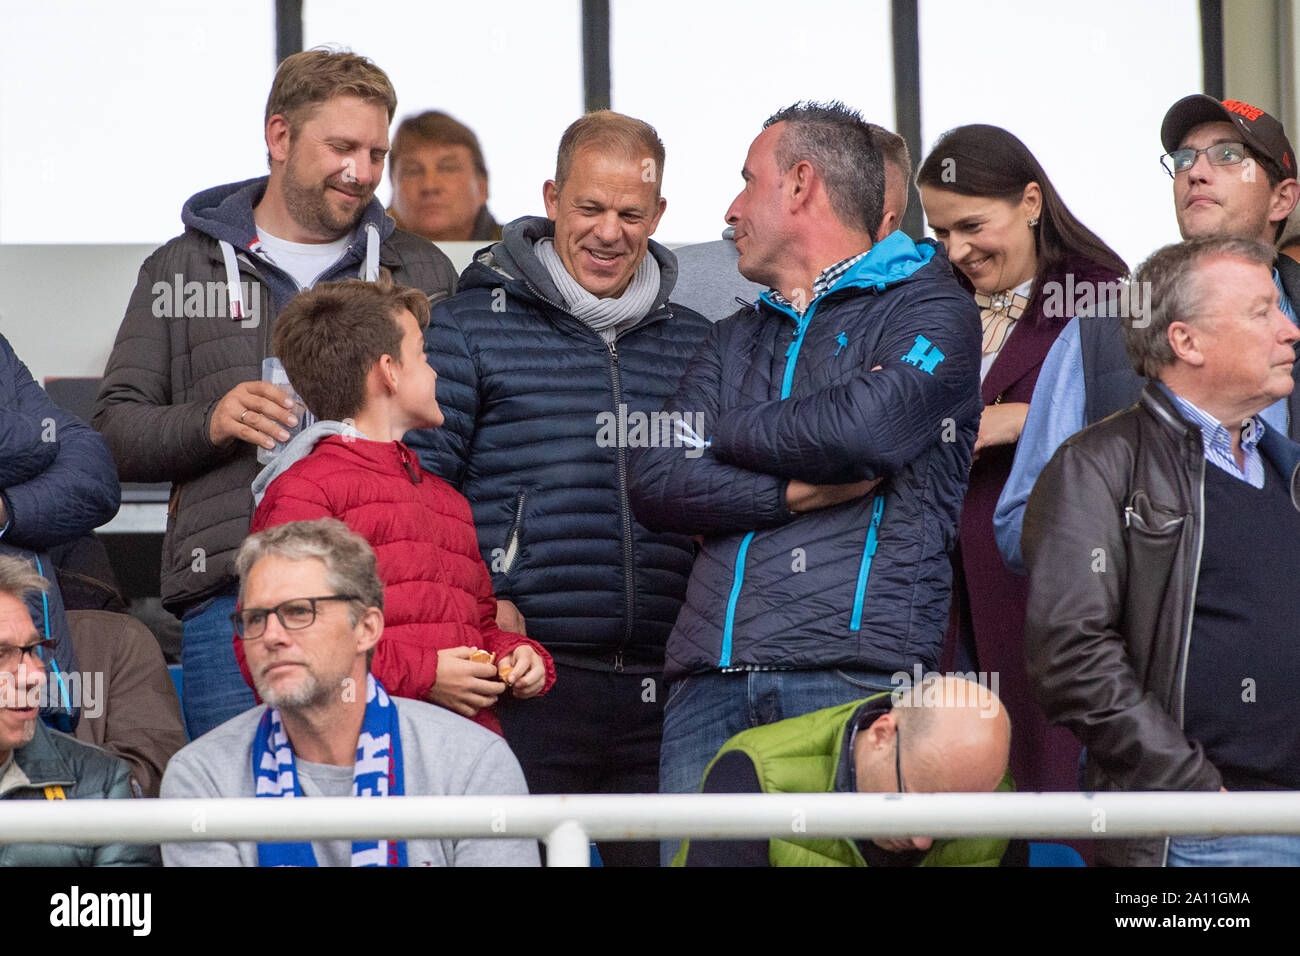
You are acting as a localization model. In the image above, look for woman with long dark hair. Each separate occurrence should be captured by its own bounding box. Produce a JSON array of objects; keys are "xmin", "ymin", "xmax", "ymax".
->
[{"xmin": 917, "ymin": 125, "xmax": 1127, "ymax": 800}]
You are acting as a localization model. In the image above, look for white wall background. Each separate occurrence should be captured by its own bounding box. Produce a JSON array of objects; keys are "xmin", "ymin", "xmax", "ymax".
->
[
  {"xmin": 0, "ymin": 0, "xmax": 1203, "ymax": 377},
  {"xmin": 918, "ymin": 0, "xmax": 1201, "ymax": 272},
  {"xmin": 610, "ymin": 0, "xmax": 894, "ymax": 245}
]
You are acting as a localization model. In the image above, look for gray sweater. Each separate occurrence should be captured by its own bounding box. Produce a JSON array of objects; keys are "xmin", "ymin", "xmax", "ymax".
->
[
  {"xmin": 160, "ymin": 698, "xmax": 539, "ymax": 866},
  {"xmin": 671, "ymin": 228, "xmax": 766, "ymax": 323}
]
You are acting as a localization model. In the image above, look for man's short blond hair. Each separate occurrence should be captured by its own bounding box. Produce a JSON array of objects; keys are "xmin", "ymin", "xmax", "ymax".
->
[
  {"xmin": 265, "ymin": 47, "xmax": 397, "ymax": 141},
  {"xmin": 555, "ymin": 110, "xmax": 665, "ymax": 196}
]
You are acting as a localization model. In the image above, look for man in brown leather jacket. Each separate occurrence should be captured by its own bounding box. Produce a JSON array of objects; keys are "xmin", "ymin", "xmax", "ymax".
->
[{"xmin": 1024, "ymin": 236, "xmax": 1300, "ymax": 867}]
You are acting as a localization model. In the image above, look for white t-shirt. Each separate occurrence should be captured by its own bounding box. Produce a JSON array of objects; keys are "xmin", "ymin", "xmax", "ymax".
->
[{"xmin": 256, "ymin": 227, "xmax": 352, "ymax": 291}]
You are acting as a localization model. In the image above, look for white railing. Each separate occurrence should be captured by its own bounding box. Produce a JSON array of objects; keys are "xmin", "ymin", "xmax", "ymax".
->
[{"xmin": 4, "ymin": 792, "xmax": 1300, "ymax": 866}]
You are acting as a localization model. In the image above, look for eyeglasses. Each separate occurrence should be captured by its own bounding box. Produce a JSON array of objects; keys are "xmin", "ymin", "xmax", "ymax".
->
[
  {"xmin": 895, "ymin": 723, "xmax": 907, "ymax": 794},
  {"xmin": 1160, "ymin": 142, "xmax": 1251, "ymax": 178},
  {"xmin": 231, "ymin": 595, "xmax": 361, "ymax": 640},
  {"xmin": 0, "ymin": 638, "xmax": 56, "ymax": 671}
]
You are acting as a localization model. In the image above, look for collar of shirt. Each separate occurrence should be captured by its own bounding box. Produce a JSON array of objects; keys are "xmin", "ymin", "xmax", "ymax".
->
[
  {"xmin": 838, "ymin": 698, "xmax": 892, "ymax": 794},
  {"xmin": 769, "ymin": 251, "xmax": 870, "ymax": 316},
  {"xmin": 1169, "ymin": 391, "xmax": 1266, "ymax": 489},
  {"xmin": 1275, "ymin": 268, "xmax": 1298, "ymax": 327}
]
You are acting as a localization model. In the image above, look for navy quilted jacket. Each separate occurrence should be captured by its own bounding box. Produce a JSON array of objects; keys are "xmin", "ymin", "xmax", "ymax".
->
[
  {"xmin": 0, "ymin": 334, "xmax": 120, "ymax": 549},
  {"xmin": 0, "ymin": 332, "xmax": 120, "ymax": 730},
  {"xmin": 628, "ymin": 233, "xmax": 982, "ymax": 682},
  {"xmin": 406, "ymin": 218, "xmax": 712, "ymax": 663}
]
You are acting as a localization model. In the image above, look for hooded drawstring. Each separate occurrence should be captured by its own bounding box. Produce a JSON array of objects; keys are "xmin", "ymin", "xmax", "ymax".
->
[
  {"xmin": 218, "ymin": 240, "xmax": 247, "ymax": 320},
  {"xmin": 221, "ymin": 223, "xmax": 379, "ymax": 322},
  {"xmin": 363, "ymin": 223, "xmax": 380, "ymax": 281}
]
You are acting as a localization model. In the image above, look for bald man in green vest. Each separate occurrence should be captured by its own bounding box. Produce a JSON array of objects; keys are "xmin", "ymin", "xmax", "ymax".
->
[{"xmin": 675, "ymin": 676, "xmax": 1014, "ymax": 866}]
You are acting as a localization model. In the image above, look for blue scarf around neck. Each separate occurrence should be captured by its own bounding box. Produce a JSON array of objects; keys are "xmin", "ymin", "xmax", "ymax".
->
[{"xmin": 253, "ymin": 673, "xmax": 407, "ymax": 867}]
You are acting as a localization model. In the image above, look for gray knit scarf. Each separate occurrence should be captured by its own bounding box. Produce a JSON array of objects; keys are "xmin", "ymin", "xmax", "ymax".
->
[{"xmin": 535, "ymin": 238, "xmax": 661, "ymax": 343}]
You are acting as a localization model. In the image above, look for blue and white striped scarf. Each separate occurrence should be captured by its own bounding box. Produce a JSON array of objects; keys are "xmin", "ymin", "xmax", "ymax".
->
[{"xmin": 253, "ymin": 673, "xmax": 407, "ymax": 867}]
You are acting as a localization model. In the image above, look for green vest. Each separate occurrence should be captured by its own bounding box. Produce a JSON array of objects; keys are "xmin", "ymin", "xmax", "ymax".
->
[{"xmin": 673, "ymin": 694, "xmax": 1012, "ymax": 867}]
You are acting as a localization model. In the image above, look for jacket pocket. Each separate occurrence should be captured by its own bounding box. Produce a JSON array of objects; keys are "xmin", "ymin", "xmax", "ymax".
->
[
  {"xmin": 849, "ymin": 494, "xmax": 887, "ymax": 632},
  {"xmin": 1123, "ymin": 490, "xmax": 1185, "ymax": 537},
  {"xmin": 498, "ymin": 489, "xmax": 527, "ymax": 576},
  {"xmin": 1121, "ymin": 489, "xmax": 1187, "ymax": 659}
]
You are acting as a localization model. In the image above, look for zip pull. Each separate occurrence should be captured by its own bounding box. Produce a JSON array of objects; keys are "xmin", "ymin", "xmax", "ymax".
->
[
  {"xmin": 613, "ymin": 650, "xmax": 624, "ymax": 673},
  {"xmin": 398, "ymin": 445, "xmax": 420, "ymax": 483}
]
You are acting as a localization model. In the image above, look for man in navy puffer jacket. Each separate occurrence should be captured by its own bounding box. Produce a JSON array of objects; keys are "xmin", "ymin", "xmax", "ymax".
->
[
  {"xmin": 1, "ymin": 333, "xmax": 120, "ymax": 732},
  {"xmin": 406, "ymin": 111, "xmax": 711, "ymax": 866},
  {"xmin": 628, "ymin": 105, "xmax": 982, "ymax": 855}
]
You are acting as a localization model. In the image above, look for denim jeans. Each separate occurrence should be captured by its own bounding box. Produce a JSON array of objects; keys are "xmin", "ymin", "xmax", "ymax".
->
[
  {"xmin": 1167, "ymin": 833, "xmax": 1300, "ymax": 866},
  {"xmin": 180, "ymin": 591, "xmax": 255, "ymax": 739},
  {"xmin": 658, "ymin": 667, "xmax": 899, "ymax": 865}
]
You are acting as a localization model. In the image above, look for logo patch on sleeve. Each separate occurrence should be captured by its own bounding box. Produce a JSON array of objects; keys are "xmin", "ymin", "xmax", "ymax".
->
[{"xmin": 901, "ymin": 334, "xmax": 945, "ymax": 374}]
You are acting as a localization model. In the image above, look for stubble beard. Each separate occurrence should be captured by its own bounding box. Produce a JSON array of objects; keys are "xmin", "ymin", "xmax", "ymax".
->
[
  {"xmin": 281, "ymin": 155, "xmax": 371, "ymax": 240},
  {"xmin": 257, "ymin": 669, "xmax": 329, "ymax": 713}
]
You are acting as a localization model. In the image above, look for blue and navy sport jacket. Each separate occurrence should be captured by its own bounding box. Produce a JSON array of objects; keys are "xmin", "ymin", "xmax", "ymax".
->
[
  {"xmin": 1, "ymin": 332, "xmax": 122, "ymax": 729},
  {"xmin": 628, "ymin": 232, "xmax": 982, "ymax": 683},
  {"xmin": 406, "ymin": 217, "xmax": 712, "ymax": 664}
]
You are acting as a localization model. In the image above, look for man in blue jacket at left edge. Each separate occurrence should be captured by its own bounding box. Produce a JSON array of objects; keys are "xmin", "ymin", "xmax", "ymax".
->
[
  {"xmin": 1, "ymin": 333, "xmax": 121, "ymax": 732},
  {"xmin": 629, "ymin": 103, "xmax": 982, "ymax": 863}
]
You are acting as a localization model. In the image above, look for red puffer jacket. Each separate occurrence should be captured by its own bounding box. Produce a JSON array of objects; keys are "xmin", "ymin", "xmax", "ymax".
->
[{"xmin": 234, "ymin": 435, "xmax": 555, "ymax": 734}]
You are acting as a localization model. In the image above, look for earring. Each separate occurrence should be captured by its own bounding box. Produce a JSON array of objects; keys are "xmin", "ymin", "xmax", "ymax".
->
[{"xmin": 1028, "ymin": 217, "xmax": 1040, "ymax": 228}]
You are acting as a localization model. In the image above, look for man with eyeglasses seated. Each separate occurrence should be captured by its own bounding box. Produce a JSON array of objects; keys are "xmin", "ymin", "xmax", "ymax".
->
[
  {"xmin": 995, "ymin": 95, "xmax": 1300, "ymax": 572},
  {"xmin": 160, "ymin": 518, "xmax": 538, "ymax": 867},
  {"xmin": 0, "ymin": 555, "xmax": 157, "ymax": 866},
  {"xmin": 673, "ymin": 676, "xmax": 1016, "ymax": 867}
]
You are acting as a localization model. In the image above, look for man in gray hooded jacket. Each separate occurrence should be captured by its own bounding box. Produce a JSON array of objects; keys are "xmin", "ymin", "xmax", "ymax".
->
[{"xmin": 92, "ymin": 49, "xmax": 456, "ymax": 740}]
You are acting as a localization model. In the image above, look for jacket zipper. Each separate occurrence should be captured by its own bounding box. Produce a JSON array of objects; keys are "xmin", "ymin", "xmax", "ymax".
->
[
  {"xmin": 397, "ymin": 444, "xmax": 421, "ymax": 484},
  {"xmin": 720, "ymin": 297, "xmax": 821, "ymax": 667},
  {"xmin": 522, "ymin": 279, "xmax": 674, "ymax": 671},
  {"xmin": 500, "ymin": 490, "xmax": 527, "ymax": 576},
  {"xmin": 608, "ymin": 339, "xmax": 635, "ymax": 671},
  {"xmin": 232, "ymin": 252, "xmax": 275, "ymax": 361},
  {"xmin": 849, "ymin": 495, "xmax": 886, "ymax": 631},
  {"xmin": 1167, "ymin": 448, "xmax": 1206, "ymax": 867}
]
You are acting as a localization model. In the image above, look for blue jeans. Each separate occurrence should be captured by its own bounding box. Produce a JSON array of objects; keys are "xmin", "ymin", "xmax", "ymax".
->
[
  {"xmin": 180, "ymin": 591, "xmax": 255, "ymax": 739},
  {"xmin": 1168, "ymin": 834, "xmax": 1300, "ymax": 866},
  {"xmin": 658, "ymin": 668, "xmax": 899, "ymax": 865}
]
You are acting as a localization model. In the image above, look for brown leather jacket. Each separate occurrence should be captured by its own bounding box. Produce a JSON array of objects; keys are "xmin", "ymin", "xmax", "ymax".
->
[{"xmin": 1022, "ymin": 382, "xmax": 1300, "ymax": 866}]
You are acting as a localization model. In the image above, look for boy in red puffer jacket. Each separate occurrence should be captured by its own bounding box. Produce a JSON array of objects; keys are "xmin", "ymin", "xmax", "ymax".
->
[{"xmin": 235, "ymin": 271, "xmax": 554, "ymax": 734}]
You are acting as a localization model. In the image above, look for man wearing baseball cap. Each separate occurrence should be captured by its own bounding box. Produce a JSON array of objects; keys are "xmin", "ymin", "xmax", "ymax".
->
[{"xmin": 994, "ymin": 94, "xmax": 1300, "ymax": 571}]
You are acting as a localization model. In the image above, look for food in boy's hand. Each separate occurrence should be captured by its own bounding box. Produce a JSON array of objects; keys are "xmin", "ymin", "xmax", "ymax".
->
[
  {"xmin": 499, "ymin": 665, "xmax": 514, "ymax": 685},
  {"xmin": 469, "ymin": 648, "xmax": 495, "ymax": 665}
]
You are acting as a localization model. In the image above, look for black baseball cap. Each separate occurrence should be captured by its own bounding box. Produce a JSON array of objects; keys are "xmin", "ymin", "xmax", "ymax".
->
[{"xmin": 1161, "ymin": 94, "xmax": 1296, "ymax": 178}]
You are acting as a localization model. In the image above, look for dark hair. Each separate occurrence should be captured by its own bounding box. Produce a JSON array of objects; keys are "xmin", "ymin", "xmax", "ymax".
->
[
  {"xmin": 391, "ymin": 110, "xmax": 489, "ymax": 180},
  {"xmin": 555, "ymin": 110, "xmax": 665, "ymax": 196},
  {"xmin": 1128, "ymin": 236, "xmax": 1276, "ymax": 377},
  {"xmin": 764, "ymin": 101, "xmax": 884, "ymax": 237},
  {"xmin": 273, "ymin": 269, "xmax": 431, "ymax": 422},
  {"xmin": 916, "ymin": 124, "xmax": 1128, "ymax": 304},
  {"xmin": 1249, "ymin": 150, "xmax": 1290, "ymax": 243}
]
